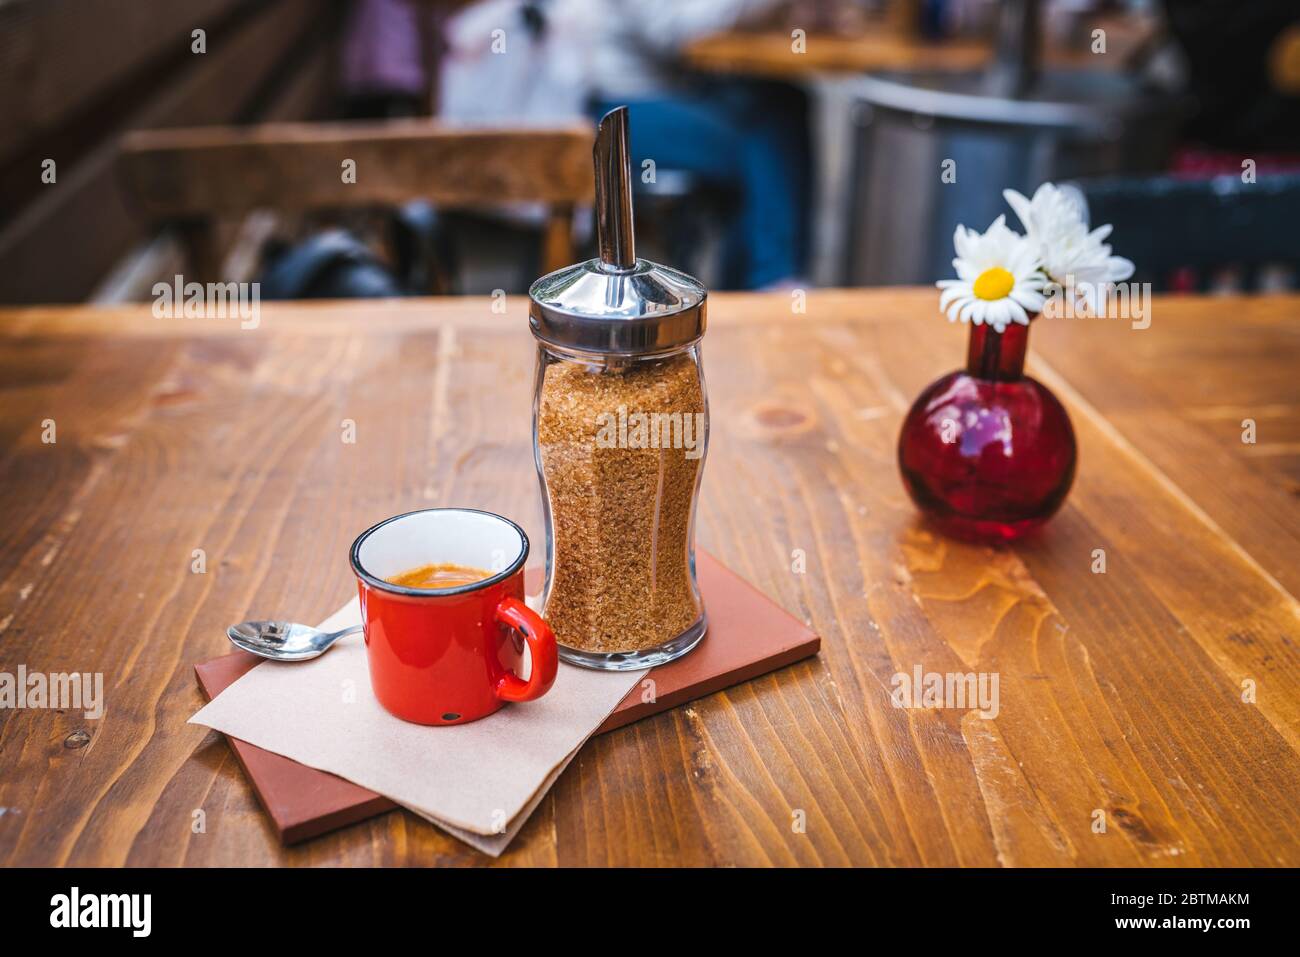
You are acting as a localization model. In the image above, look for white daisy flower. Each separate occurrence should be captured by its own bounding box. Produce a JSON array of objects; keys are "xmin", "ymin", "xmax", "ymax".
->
[
  {"xmin": 936, "ymin": 215, "xmax": 1046, "ymax": 333},
  {"xmin": 1003, "ymin": 183, "xmax": 1135, "ymax": 314}
]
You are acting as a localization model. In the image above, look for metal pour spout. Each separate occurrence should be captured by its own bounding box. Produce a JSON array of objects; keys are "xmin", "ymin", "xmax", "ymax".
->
[
  {"xmin": 528, "ymin": 104, "xmax": 705, "ymax": 356},
  {"xmin": 594, "ymin": 106, "xmax": 636, "ymax": 270}
]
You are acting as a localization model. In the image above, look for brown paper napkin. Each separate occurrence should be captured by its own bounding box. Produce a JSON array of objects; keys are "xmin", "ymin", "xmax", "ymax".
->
[{"xmin": 189, "ymin": 598, "xmax": 645, "ymax": 855}]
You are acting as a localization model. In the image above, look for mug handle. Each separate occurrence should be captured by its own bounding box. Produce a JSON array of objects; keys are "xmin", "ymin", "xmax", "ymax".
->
[{"xmin": 493, "ymin": 597, "xmax": 558, "ymax": 702}]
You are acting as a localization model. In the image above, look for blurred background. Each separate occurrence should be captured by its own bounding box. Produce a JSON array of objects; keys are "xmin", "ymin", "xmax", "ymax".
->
[{"xmin": 1, "ymin": 0, "xmax": 1298, "ymax": 305}]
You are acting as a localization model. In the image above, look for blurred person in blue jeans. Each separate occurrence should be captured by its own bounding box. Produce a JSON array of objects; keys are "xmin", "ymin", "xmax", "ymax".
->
[
  {"xmin": 590, "ymin": 82, "xmax": 810, "ymax": 290},
  {"xmin": 440, "ymin": 0, "xmax": 810, "ymax": 289}
]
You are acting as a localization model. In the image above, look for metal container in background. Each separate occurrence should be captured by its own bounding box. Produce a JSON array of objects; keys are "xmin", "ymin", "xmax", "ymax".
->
[{"xmin": 844, "ymin": 0, "xmax": 1188, "ymax": 285}]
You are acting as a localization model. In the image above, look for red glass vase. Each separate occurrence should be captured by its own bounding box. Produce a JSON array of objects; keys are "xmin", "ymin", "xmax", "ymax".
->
[{"xmin": 897, "ymin": 317, "xmax": 1076, "ymax": 542}]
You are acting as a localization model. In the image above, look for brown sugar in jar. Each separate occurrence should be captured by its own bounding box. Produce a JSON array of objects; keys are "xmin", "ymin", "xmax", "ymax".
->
[{"xmin": 535, "ymin": 348, "xmax": 707, "ymax": 660}]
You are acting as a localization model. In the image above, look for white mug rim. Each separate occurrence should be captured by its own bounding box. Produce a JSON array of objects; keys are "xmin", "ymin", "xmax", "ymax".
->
[{"xmin": 349, "ymin": 507, "xmax": 529, "ymax": 599}]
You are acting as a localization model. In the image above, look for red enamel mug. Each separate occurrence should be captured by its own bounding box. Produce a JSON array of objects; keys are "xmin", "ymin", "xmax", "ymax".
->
[{"xmin": 349, "ymin": 508, "xmax": 558, "ymax": 725}]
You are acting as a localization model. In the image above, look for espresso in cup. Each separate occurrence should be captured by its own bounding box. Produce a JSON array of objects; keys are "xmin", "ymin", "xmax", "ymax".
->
[{"xmin": 385, "ymin": 563, "xmax": 492, "ymax": 590}]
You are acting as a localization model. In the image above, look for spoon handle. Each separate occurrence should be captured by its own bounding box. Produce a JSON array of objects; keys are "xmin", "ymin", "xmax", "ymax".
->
[{"xmin": 326, "ymin": 623, "xmax": 365, "ymax": 643}]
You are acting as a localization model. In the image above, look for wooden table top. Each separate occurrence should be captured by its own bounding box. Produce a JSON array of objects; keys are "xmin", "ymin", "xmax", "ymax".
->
[
  {"xmin": 684, "ymin": 16, "xmax": 1154, "ymax": 80},
  {"xmin": 1, "ymin": 289, "xmax": 1297, "ymax": 867}
]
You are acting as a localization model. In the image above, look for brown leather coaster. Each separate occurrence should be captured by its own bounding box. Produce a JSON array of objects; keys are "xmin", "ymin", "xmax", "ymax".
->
[{"xmin": 194, "ymin": 551, "xmax": 819, "ymax": 844}]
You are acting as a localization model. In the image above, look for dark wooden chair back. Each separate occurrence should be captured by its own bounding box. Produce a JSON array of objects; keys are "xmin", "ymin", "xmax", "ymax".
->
[{"xmin": 1075, "ymin": 173, "xmax": 1300, "ymax": 291}]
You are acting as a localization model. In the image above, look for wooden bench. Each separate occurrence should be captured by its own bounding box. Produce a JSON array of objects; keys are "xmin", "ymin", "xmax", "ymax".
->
[{"xmin": 119, "ymin": 120, "xmax": 596, "ymax": 285}]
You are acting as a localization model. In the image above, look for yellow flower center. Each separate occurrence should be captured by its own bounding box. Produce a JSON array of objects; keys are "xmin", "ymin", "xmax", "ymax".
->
[{"xmin": 973, "ymin": 266, "xmax": 1015, "ymax": 301}]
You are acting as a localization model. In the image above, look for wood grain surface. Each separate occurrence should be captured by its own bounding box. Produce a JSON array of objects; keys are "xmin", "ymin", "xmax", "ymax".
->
[{"xmin": 0, "ymin": 289, "xmax": 1297, "ymax": 867}]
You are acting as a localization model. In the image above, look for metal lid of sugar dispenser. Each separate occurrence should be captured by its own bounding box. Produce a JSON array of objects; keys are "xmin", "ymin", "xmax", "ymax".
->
[{"xmin": 528, "ymin": 107, "xmax": 707, "ymax": 356}]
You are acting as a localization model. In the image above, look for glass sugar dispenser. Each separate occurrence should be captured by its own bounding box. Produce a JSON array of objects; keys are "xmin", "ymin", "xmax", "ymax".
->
[{"xmin": 528, "ymin": 107, "xmax": 709, "ymax": 671}]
